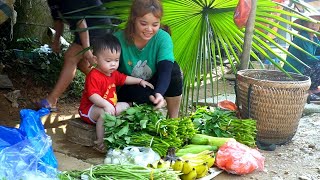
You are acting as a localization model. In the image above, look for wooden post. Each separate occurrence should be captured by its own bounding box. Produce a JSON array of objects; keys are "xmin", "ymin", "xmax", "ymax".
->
[{"xmin": 239, "ymin": 0, "xmax": 257, "ymax": 70}]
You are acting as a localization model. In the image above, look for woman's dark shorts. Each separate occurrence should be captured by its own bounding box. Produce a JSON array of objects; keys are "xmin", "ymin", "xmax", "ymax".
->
[
  {"xmin": 303, "ymin": 62, "xmax": 320, "ymax": 90},
  {"xmin": 117, "ymin": 62, "xmax": 183, "ymax": 104}
]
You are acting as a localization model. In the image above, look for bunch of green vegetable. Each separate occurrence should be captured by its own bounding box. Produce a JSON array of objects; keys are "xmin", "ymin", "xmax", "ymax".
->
[
  {"xmin": 58, "ymin": 164, "xmax": 181, "ymax": 180},
  {"xmin": 103, "ymin": 104, "xmax": 197, "ymax": 156},
  {"xmin": 191, "ymin": 106, "xmax": 257, "ymax": 147}
]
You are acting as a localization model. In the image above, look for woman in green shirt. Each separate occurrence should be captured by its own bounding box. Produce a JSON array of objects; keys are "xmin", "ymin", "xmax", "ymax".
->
[
  {"xmin": 114, "ymin": 0, "xmax": 183, "ymax": 118},
  {"xmin": 283, "ymin": 18, "xmax": 320, "ymax": 102}
]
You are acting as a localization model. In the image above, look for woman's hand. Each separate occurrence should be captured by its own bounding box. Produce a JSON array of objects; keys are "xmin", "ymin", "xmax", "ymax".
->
[
  {"xmin": 139, "ymin": 80, "xmax": 154, "ymax": 89},
  {"xmin": 149, "ymin": 93, "xmax": 165, "ymax": 109}
]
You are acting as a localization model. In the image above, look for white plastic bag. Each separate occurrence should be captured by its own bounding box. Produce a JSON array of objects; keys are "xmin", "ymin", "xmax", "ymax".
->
[{"xmin": 104, "ymin": 146, "xmax": 160, "ymax": 167}]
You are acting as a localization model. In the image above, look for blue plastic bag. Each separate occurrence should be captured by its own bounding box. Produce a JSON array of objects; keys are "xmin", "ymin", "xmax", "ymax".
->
[
  {"xmin": 19, "ymin": 108, "xmax": 58, "ymax": 169},
  {"xmin": 0, "ymin": 126, "xmax": 25, "ymax": 150},
  {"xmin": 0, "ymin": 108, "xmax": 59, "ymax": 180}
]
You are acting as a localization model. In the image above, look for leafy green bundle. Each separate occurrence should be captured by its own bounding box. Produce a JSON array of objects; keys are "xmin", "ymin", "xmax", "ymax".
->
[
  {"xmin": 59, "ymin": 164, "xmax": 181, "ymax": 180},
  {"xmin": 191, "ymin": 106, "xmax": 257, "ymax": 147},
  {"xmin": 103, "ymin": 104, "xmax": 197, "ymax": 156}
]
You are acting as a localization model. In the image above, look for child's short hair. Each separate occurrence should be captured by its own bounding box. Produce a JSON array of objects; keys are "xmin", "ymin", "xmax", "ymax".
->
[{"xmin": 92, "ymin": 33, "xmax": 121, "ymax": 55}]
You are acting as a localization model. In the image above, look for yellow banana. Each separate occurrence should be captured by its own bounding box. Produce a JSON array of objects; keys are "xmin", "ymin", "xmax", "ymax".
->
[
  {"xmin": 196, "ymin": 163, "xmax": 209, "ymax": 178},
  {"xmin": 172, "ymin": 158, "xmax": 184, "ymax": 172},
  {"xmin": 194, "ymin": 162, "xmax": 207, "ymax": 175},
  {"xmin": 180, "ymin": 168, "xmax": 197, "ymax": 180},
  {"xmin": 205, "ymin": 156, "xmax": 215, "ymax": 168},
  {"xmin": 181, "ymin": 160, "xmax": 193, "ymax": 174}
]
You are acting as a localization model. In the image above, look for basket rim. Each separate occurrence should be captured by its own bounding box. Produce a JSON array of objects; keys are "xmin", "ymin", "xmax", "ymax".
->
[{"xmin": 237, "ymin": 69, "xmax": 311, "ymax": 89}]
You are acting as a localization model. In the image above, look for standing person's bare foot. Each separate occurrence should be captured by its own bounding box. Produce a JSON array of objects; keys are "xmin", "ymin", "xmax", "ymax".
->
[{"xmin": 33, "ymin": 99, "xmax": 58, "ymax": 112}]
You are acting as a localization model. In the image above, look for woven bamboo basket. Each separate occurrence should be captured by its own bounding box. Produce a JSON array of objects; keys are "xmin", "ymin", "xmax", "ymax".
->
[{"xmin": 236, "ymin": 69, "xmax": 311, "ymax": 145}]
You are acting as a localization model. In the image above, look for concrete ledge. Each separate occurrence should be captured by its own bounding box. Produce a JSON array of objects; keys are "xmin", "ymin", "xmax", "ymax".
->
[{"xmin": 41, "ymin": 113, "xmax": 80, "ymax": 129}]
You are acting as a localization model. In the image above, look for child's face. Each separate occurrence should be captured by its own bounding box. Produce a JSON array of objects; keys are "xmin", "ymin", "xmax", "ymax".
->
[{"xmin": 95, "ymin": 48, "xmax": 120, "ymax": 76}]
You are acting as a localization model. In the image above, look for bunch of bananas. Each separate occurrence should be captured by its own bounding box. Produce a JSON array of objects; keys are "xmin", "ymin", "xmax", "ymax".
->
[
  {"xmin": 171, "ymin": 150, "xmax": 215, "ymax": 180},
  {"xmin": 147, "ymin": 159, "xmax": 172, "ymax": 169}
]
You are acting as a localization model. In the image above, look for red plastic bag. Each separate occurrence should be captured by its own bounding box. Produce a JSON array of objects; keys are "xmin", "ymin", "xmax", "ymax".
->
[
  {"xmin": 215, "ymin": 139, "xmax": 265, "ymax": 175},
  {"xmin": 217, "ymin": 100, "xmax": 238, "ymax": 111},
  {"xmin": 234, "ymin": 0, "xmax": 252, "ymax": 29}
]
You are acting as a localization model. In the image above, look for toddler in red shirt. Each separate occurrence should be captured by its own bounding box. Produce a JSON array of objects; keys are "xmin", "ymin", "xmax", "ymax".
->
[{"xmin": 78, "ymin": 34, "xmax": 154, "ymax": 153}]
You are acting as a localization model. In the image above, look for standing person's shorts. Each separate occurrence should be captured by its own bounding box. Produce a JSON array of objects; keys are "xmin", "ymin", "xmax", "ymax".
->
[
  {"xmin": 73, "ymin": 18, "xmax": 112, "ymax": 45},
  {"xmin": 117, "ymin": 62, "xmax": 183, "ymax": 104}
]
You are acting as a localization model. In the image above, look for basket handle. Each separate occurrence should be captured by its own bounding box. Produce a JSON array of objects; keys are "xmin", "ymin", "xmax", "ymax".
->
[{"xmin": 247, "ymin": 84, "xmax": 253, "ymax": 118}]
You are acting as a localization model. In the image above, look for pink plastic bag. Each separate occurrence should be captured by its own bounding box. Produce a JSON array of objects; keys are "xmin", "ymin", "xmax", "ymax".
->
[
  {"xmin": 234, "ymin": 0, "xmax": 252, "ymax": 29},
  {"xmin": 215, "ymin": 139, "xmax": 265, "ymax": 175}
]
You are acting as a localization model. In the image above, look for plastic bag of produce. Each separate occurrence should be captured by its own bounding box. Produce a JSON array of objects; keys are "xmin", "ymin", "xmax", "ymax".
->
[
  {"xmin": 0, "ymin": 108, "xmax": 58, "ymax": 180},
  {"xmin": 215, "ymin": 139, "xmax": 264, "ymax": 175},
  {"xmin": 0, "ymin": 126, "xmax": 25, "ymax": 150},
  {"xmin": 104, "ymin": 146, "xmax": 160, "ymax": 167}
]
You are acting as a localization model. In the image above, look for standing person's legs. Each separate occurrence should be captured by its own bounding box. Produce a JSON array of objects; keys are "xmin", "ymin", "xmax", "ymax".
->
[{"xmin": 45, "ymin": 43, "xmax": 91, "ymax": 108}]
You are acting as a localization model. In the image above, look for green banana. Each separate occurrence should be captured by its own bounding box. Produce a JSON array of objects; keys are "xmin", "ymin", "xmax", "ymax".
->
[{"xmin": 180, "ymin": 168, "xmax": 197, "ymax": 180}]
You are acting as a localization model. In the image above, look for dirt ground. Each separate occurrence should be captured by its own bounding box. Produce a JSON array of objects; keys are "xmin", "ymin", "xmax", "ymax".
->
[{"xmin": 1, "ymin": 70, "xmax": 320, "ymax": 180}]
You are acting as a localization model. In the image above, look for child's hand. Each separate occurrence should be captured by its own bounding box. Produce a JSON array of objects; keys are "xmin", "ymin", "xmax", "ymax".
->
[
  {"xmin": 104, "ymin": 103, "xmax": 116, "ymax": 116},
  {"xmin": 139, "ymin": 79, "xmax": 154, "ymax": 89}
]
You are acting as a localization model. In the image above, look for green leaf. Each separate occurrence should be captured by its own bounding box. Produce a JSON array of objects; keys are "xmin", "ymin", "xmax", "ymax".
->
[
  {"xmin": 106, "ymin": 136, "xmax": 115, "ymax": 143},
  {"xmin": 105, "ymin": 121, "xmax": 116, "ymax": 127},
  {"xmin": 104, "ymin": 113, "xmax": 116, "ymax": 121},
  {"xmin": 140, "ymin": 120, "xmax": 148, "ymax": 129},
  {"xmin": 117, "ymin": 123, "xmax": 129, "ymax": 136},
  {"xmin": 124, "ymin": 136, "xmax": 131, "ymax": 144},
  {"xmin": 115, "ymin": 119, "xmax": 124, "ymax": 127},
  {"xmin": 125, "ymin": 107, "xmax": 139, "ymax": 115}
]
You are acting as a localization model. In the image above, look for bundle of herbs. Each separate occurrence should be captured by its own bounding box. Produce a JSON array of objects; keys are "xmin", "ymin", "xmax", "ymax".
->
[
  {"xmin": 191, "ymin": 106, "xmax": 257, "ymax": 147},
  {"xmin": 103, "ymin": 104, "xmax": 197, "ymax": 156},
  {"xmin": 58, "ymin": 164, "xmax": 181, "ymax": 180}
]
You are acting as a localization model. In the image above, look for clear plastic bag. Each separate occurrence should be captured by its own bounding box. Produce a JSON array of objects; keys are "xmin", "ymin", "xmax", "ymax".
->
[
  {"xmin": 0, "ymin": 108, "xmax": 59, "ymax": 180},
  {"xmin": 215, "ymin": 139, "xmax": 265, "ymax": 175},
  {"xmin": 0, "ymin": 135, "xmax": 58, "ymax": 180},
  {"xmin": 104, "ymin": 146, "xmax": 160, "ymax": 167}
]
